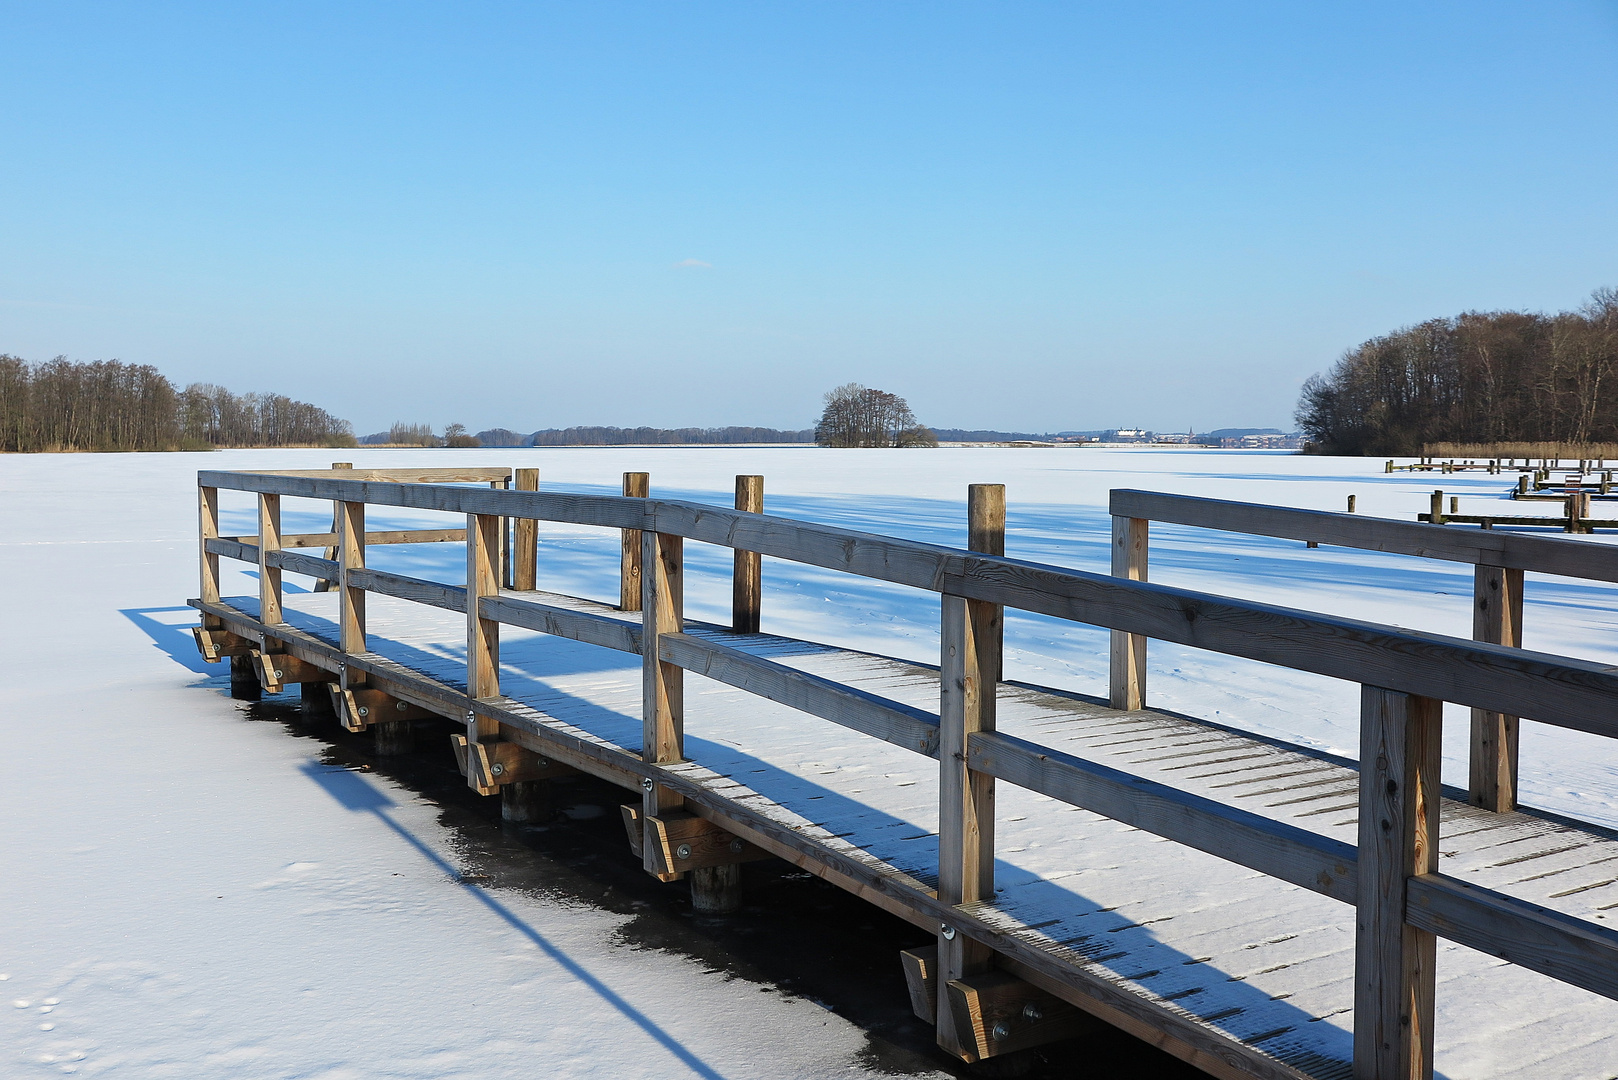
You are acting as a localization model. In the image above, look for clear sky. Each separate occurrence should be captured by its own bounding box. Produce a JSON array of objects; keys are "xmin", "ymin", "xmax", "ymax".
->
[{"xmin": 3, "ymin": 2, "xmax": 1616, "ymax": 436}]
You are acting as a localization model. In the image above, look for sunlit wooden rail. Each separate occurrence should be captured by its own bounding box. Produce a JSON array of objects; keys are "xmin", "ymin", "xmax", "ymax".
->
[{"xmin": 188, "ymin": 466, "xmax": 1618, "ymax": 1080}]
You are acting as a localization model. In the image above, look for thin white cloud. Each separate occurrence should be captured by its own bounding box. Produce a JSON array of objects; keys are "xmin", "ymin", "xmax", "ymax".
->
[{"xmin": 673, "ymin": 258, "xmax": 713, "ymax": 269}]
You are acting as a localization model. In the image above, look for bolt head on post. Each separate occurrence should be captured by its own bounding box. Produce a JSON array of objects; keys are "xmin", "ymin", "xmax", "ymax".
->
[
  {"xmin": 675, "ymin": 843, "xmax": 692, "ymax": 859},
  {"xmin": 940, "ymin": 924, "xmax": 957, "ymax": 940},
  {"xmin": 641, "ymin": 777, "xmax": 655, "ymax": 792}
]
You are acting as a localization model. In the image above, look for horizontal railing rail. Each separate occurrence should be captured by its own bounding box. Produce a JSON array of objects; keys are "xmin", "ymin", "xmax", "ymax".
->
[{"xmin": 193, "ymin": 468, "xmax": 1618, "ymax": 1079}]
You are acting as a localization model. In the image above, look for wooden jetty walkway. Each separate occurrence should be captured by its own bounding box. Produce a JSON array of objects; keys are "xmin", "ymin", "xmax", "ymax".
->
[{"xmin": 187, "ymin": 466, "xmax": 1618, "ymax": 1079}]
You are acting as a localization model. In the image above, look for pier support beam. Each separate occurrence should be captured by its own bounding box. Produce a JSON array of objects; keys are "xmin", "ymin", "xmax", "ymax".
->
[
  {"xmin": 501, "ymin": 779, "xmax": 551, "ymax": 823},
  {"xmin": 230, "ymin": 654, "xmax": 261, "ymax": 700},
  {"xmin": 373, "ymin": 719, "xmax": 415, "ymax": 757},
  {"xmin": 690, "ymin": 864, "xmax": 742, "ymax": 914}
]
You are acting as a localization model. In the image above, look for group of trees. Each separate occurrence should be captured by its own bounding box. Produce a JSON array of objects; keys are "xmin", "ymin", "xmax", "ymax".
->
[
  {"xmin": 814, "ymin": 383, "xmax": 937, "ymax": 447},
  {"xmin": 1297, "ymin": 289, "xmax": 1618, "ymax": 455},
  {"xmin": 0, "ymin": 355, "xmax": 354, "ymax": 452}
]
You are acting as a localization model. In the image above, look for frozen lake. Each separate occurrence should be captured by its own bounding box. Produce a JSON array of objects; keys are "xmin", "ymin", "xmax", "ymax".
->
[{"xmin": 3, "ymin": 446, "xmax": 1616, "ymax": 1077}]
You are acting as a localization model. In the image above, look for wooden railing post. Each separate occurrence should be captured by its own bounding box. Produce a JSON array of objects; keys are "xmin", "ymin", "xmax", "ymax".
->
[
  {"xmin": 641, "ymin": 527, "xmax": 684, "ymax": 872},
  {"xmin": 313, "ymin": 462, "xmax": 351, "ymax": 593},
  {"xmin": 514, "ymin": 468, "xmax": 539, "ymax": 591},
  {"xmin": 1354, "ymin": 687, "xmax": 1441, "ymax": 1080},
  {"xmin": 936, "ymin": 484, "xmax": 1004, "ymax": 1058},
  {"xmin": 1109, "ymin": 515, "xmax": 1147, "ymax": 710},
  {"xmin": 733, "ymin": 474, "xmax": 763, "ymax": 633},
  {"xmin": 621, "ymin": 472, "xmax": 649, "ymax": 611},
  {"xmin": 199, "ymin": 484, "xmax": 220, "ymax": 611},
  {"xmin": 338, "ymin": 500, "xmax": 367, "ymax": 656},
  {"xmin": 1469, "ymin": 565, "xmax": 1524, "ymax": 811},
  {"xmin": 257, "ymin": 492, "xmax": 282, "ymax": 626},
  {"xmin": 465, "ymin": 512, "xmax": 503, "ymax": 790}
]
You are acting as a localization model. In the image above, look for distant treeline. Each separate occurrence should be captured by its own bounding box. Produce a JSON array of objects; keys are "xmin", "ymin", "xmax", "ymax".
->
[
  {"xmin": 0, "ymin": 355, "xmax": 354, "ymax": 452},
  {"xmin": 1297, "ymin": 289, "xmax": 1618, "ymax": 455}
]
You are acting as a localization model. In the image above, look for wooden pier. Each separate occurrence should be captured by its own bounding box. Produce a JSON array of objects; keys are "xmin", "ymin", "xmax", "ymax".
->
[{"xmin": 188, "ymin": 466, "xmax": 1618, "ymax": 1079}]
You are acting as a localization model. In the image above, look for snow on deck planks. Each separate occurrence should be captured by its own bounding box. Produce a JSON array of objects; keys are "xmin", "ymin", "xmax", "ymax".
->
[{"xmin": 216, "ymin": 588, "xmax": 1618, "ymax": 1080}]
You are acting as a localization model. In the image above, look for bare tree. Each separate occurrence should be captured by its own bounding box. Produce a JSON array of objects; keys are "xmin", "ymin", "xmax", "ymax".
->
[{"xmin": 814, "ymin": 383, "xmax": 936, "ymax": 447}]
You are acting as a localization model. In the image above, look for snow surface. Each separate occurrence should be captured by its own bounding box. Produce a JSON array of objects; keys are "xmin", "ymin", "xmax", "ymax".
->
[{"xmin": 4, "ymin": 446, "xmax": 1617, "ymax": 1077}]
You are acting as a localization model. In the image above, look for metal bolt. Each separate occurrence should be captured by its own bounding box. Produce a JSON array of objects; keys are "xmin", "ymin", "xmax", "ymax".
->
[
  {"xmin": 675, "ymin": 844, "xmax": 692, "ymax": 859},
  {"xmin": 1022, "ymin": 1003, "xmax": 1043, "ymax": 1022},
  {"xmin": 940, "ymin": 925, "xmax": 956, "ymax": 940},
  {"xmin": 357, "ymin": 706, "xmax": 369, "ymax": 717},
  {"xmin": 641, "ymin": 777, "xmax": 655, "ymax": 792},
  {"xmin": 730, "ymin": 839, "xmax": 744, "ymax": 854},
  {"xmin": 991, "ymin": 1022, "xmax": 1011, "ymax": 1042},
  {"xmin": 491, "ymin": 762, "xmax": 505, "ymax": 776},
  {"xmin": 537, "ymin": 759, "xmax": 549, "ymax": 769},
  {"xmin": 396, "ymin": 701, "xmax": 407, "ymax": 711},
  {"xmin": 465, "ymin": 710, "xmax": 475, "ymax": 723},
  {"xmin": 273, "ymin": 669, "xmax": 284, "ymax": 679}
]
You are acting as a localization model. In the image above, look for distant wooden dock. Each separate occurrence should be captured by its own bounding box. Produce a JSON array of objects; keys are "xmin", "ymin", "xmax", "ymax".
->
[{"xmin": 188, "ymin": 466, "xmax": 1618, "ymax": 1079}]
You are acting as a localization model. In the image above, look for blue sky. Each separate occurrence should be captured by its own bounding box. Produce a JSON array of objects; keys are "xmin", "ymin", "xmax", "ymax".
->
[{"xmin": 3, "ymin": 2, "xmax": 1616, "ymax": 435}]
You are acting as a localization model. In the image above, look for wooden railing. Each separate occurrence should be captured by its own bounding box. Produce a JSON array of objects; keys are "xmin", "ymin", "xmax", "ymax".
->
[
  {"xmin": 196, "ymin": 468, "xmax": 1618, "ymax": 1079},
  {"xmin": 1108, "ymin": 488, "xmax": 1618, "ymax": 814}
]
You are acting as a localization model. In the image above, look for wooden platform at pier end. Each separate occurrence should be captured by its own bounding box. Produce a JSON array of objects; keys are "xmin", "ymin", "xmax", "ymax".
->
[{"xmin": 187, "ymin": 468, "xmax": 1618, "ymax": 1080}]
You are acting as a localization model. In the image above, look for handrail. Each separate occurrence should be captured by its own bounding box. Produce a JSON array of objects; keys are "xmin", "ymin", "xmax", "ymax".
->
[
  {"xmin": 196, "ymin": 470, "xmax": 1618, "ymax": 736},
  {"xmin": 1109, "ymin": 488, "xmax": 1618, "ymax": 581},
  {"xmin": 193, "ymin": 467, "xmax": 1618, "ymax": 1078}
]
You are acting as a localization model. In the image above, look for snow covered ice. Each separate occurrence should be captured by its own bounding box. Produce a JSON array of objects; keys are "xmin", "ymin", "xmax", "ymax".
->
[{"xmin": 3, "ymin": 445, "xmax": 1616, "ymax": 1078}]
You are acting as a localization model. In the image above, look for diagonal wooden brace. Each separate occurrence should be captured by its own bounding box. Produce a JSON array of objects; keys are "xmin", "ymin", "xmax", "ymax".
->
[
  {"xmin": 336, "ymin": 686, "xmax": 433, "ymax": 733},
  {"xmin": 450, "ymin": 734, "xmax": 575, "ymax": 794},
  {"xmin": 944, "ymin": 970, "xmax": 1097, "ymax": 1061},
  {"xmin": 619, "ymin": 804, "xmax": 769, "ymax": 878},
  {"xmin": 250, "ymin": 650, "xmax": 333, "ymax": 694},
  {"xmin": 192, "ymin": 626, "xmax": 253, "ymax": 663}
]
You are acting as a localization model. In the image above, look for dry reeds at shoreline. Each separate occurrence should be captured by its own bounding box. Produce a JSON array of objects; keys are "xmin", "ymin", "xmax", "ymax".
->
[{"xmin": 1422, "ymin": 442, "xmax": 1618, "ymax": 461}]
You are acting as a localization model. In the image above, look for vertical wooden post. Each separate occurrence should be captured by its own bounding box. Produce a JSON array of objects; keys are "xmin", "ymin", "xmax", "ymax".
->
[
  {"xmin": 1470, "ymin": 564, "xmax": 1524, "ymax": 812},
  {"xmin": 465, "ymin": 512, "xmax": 503, "ymax": 791},
  {"xmin": 733, "ymin": 474, "xmax": 763, "ymax": 634},
  {"xmin": 199, "ymin": 484, "xmax": 221, "ymax": 610},
  {"xmin": 1429, "ymin": 490, "xmax": 1445, "ymax": 525},
  {"xmin": 495, "ymin": 475, "xmax": 513, "ymax": 588},
  {"xmin": 1354, "ymin": 687, "xmax": 1441, "ymax": 1080},
  {"xmin": 258, "ymin": 493, "xmax": 282, "ymax": 626},
  {"xmin": 621, "ymin": 472, "xmax": 649, "ymax": 611},
  {"xmin": 936, "ymin": 485, "xmax": 1004, "ymax": 1059},
  {"xmin": 1348, "ymin": 495, "xmax": 1357, "ymax": 513},
  {"xmin": 641, "ymin": 528, "xmax": 684, "ymax": 872},
  {"xmin": 514, "ymin": 468, "xmax": 539, "ymax": 591},
  {"xmin": 314, "ymin": 462, "xmax": 351, "ymax": 593},
  {"xmin": 337, "ymin": 500, "xmax": 366, "ymax": 656},
  {"xmin": 1109, "ymin": 516, "xmax": 1148, "ymax": 710}
]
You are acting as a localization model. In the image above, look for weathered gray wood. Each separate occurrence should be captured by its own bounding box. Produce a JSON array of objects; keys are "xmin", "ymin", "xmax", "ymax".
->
[
  {"xmin": 1354, "ymin": 688, "xmax": 1441, "ymax": 1080},
  {"xmin": 658, "ymin": 632, "xmax": 939, "ymax": 756},
  {"xmin": 258, "ymin": 492, "xmax": 284, "ymax": 625},
  {"xmin": 968, "ymin": 730, "xmax": 1358, "ymax": 903},
  {"xmin": 1109, "ymin": 515, "xmax": 1147, "ymax": 710},
  {"xmin": 1110, "ymin": 488, "xmax": 1618, "ymax": 582},
  {"xmin": 1470, "ymin": 564, "xmax": 1524, "ymax": 812},
  {"xmin": 205, "ymin": 537, "xmax": 259, "ymax": 564},
  {"xmin": 642, "ymin": 528, "xmax": 684, "ymax": 870},
  {"xmin": 313, "ymin": 461, "xmax": 350, "ymax": 594},
  {"xmin": 733, "ymin": 474, "xmax": 763, "ymax": 633},
  {"xmin": 481, "ymin": 593, "xmax": 640, "ymax": 653},
  {"xmin": 514, "ymin": 468, "xmax": 539, "ymax": 592},
  {"xmin": 338, "ymin": 501, "xmax": 366, "ymax": 656},
  {"xmin": 622, "ymin": 472, "xmax": 649, "ymax": 611},
  {"xmin": 228, "ymin": 528, "xmax": 469, "ymax": 548},
  {"xmin": 1405, "ymin": 872, "xmax": 1618, "ymax": 1002},
  {"xmin": 244, "ymin": 467, "xmax": 512, "ymax": 482},
  {"xmin": 938, "ymin": 574, "xmax": 998, "ymax": 1056},
  {"xmin": 195, "ymin": 472, "xmax": 1618, "ymax": 736},
  {"xmin": 264, "ymin": 549, "xmax": 339, "ymax": 582},
  {"xmin": 351, "ymin": 567, "xmax": 466, "ymax": 612}
]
